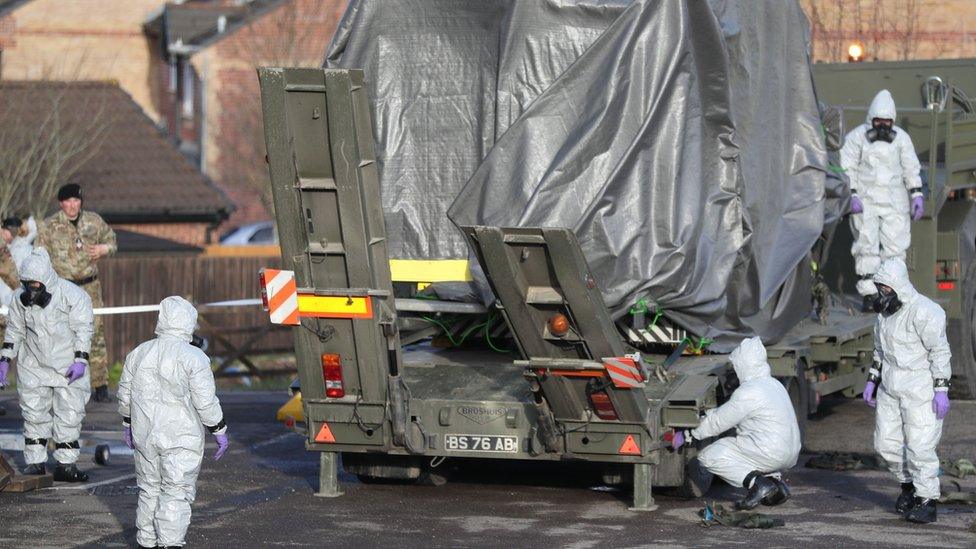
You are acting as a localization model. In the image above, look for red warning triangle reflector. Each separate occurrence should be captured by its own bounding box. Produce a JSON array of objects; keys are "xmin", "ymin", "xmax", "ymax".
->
[
  {"xmin": 619, "ymin": 434, "xmax": 641, "ymax": 455},
  {"xmin": 315, "ymin": 422, "xmax": 337, "ymax": 443}
]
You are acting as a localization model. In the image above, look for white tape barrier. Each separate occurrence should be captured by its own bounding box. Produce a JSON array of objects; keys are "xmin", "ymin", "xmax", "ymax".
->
[{"xmin": 0, "ymin": 298, "xmax": 264, "ymax": 317}]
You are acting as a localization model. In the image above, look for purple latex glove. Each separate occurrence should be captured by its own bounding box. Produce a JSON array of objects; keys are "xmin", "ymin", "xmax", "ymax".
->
[
  {"xmin": 911, "ymin": 195, "xmax": 924, "ymax": 221},
  {"xmin": 0, "ymin": 358, "xmax": 8, "ymax": 388},
  {"xmin": 671, "ymin": 430, "xmax": 685, "ymax": 451},
  {"xmin": 933, "ymin": 392, "xmax": 950, "ymax": 420},
  {"xmin": 65, "ymin": 361, "xmax": 86, "ymax": 384},
  {"xmin": 850, "ymin": 195, "xmax": 864, "ymax": 214},
  {"xmin": 123, "ymin": 426, "xmax": 134, "ymax": 450},
  {"xmin": 213, "ymin": 433, "xmax": 229, "ymax": 460},
  {"xmin": 863, "ymin": 381, "xmax": 877, "ymax": 407}
]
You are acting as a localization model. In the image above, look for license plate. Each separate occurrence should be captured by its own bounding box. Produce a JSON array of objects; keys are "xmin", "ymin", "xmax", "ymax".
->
[{"xmin": 444, "ymin": 434, "xmax": 519, "ymax": 453}]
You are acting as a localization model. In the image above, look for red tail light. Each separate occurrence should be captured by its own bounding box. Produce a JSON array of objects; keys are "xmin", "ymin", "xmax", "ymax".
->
[
  {"xmin": 258, "ymin": 270, "xmax": 270, "ymax": 311},
  {"xmin": 588, "ymin": 390, "xmax": 619, "ymax": 421},
  {"xmin": 322, "ymin": 353, "xmax": 345, "ymax": 398},
  {"xmin": 938, "ymin": 281, "xmax": 955, "ymax": 291}
]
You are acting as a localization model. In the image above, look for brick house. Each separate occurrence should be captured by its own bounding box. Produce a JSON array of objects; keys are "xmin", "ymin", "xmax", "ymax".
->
[
  {"xmin": 147, "ymin": 0, "xmax": 346, "ymax": 231},
  {"xmin": 800, "ymin": 0, "xmax": 976, "ymax": 63},
  {"xmin": 0, "ymin": 0, "xmax": 169, "ymax": 121},
  {"xmin": 0, "ymin": 81, "xmax": 234, "ymax": 246}
]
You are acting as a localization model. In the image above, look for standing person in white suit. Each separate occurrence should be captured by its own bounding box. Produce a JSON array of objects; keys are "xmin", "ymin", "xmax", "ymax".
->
[
  {"xmin": 840, "ymin": 89, "xmax": 924, "ymax": 312},
  {"xmin": 862, "ymin": 258, "xmax": 951, "ymax": 524},
  {"xmin": 118, "ymin": 296, "xmax": 230, "ymax": 548},
  {"xmin": 0, "ymin": 248, "xmax": 93, "ymax": 481}
]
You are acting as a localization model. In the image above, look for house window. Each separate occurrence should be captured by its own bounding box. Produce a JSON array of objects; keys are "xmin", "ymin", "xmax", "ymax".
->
[
  {"xmin": 168, "ymin": 61, "xmax": 177, "ymax": 93},
  {"xmin": 182, "ymin": 62, "xmax": 195, "ymax": 119}
]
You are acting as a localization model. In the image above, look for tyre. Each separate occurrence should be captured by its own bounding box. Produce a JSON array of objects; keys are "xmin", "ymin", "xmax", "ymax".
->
[
  {"xmin": 343, "ymin": 453, "xmax": 422, "ymax": 483},
  {"xmin": 948, "ymin": 259, "xmax": 976, "ymax": 398},
  {"xmin": 779, "ymin": 358, "xmax": 809, "ymax": 441}
]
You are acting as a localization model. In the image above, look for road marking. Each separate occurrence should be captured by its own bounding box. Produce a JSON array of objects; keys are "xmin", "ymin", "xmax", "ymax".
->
[{"xmin": 250, "ymin": 431, "xmax": 296, "ymax": 449}]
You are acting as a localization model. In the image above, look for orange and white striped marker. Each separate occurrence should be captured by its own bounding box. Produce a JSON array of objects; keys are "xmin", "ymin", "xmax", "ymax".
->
[
  {"xmin": 260, "ymin": 268, "xmax": 375, "ymax": 324},
  {"xmin": 261, "ymin": 268, "xmax": 300, "ymax": 325},
  {"xmin": 603, "ymin": 357, "xmax": 645, "ymax": 389}
]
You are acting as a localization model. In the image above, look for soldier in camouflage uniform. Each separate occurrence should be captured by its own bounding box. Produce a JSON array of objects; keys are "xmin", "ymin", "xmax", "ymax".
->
[{"xmin": 36, "ymin": 183, "xmax": 117, "ymax": 402}]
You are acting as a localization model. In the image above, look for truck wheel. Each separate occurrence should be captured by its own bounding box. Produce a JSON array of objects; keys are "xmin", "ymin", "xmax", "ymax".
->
[
  {"xmin": 785, "ymin": 377, "xmax": 807, "ymax": 440},
  {"xmin": 343, "ymin": 453, "xmax": 422, "ymax": 484},
  {"xmin": 671, "ymin": 449, "xmax": 714, "ymax": 499},
  {"xmin": 949, "ymin": 260, "xmax": 976, "ymax": 398},
  {"xmin": 780, "ymin": 359, "xmax": 809, "ymax": 441}
]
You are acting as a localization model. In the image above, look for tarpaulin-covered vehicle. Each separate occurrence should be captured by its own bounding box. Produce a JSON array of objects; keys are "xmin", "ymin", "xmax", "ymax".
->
[{"xmin": 258, "ymin": 0, "xmax": 976, "ymax": 507}]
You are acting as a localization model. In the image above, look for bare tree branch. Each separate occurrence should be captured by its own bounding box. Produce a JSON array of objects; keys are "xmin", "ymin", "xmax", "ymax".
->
[{"xmin": 0, "ymin": 57, "xmax": 115, "ymax": 219}]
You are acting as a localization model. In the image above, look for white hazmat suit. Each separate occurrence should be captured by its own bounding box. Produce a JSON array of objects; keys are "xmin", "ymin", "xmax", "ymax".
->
[
  {"xmin": 840, "ymin": 90, "xmax": 922, "ymax": 297},
  {"xmin": 1, "ymin": 248, "xmax": 93, "ymax": 465},
  {"xmin": 692, "ymin": 337, "xmax": 801, "ymax": 488},
  {"xmin": 10, "ymin": 216, "xmax": 37, "ymax": 270},
  {"xmin": 118, "ymin": 296, "xmax": 226, "ymax": 548},
  {"xmin": 871, "ymin": 259, "xmax": 951, "ymax": 500}
]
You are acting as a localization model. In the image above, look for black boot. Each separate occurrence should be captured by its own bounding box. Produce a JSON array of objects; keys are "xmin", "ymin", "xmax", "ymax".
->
[
  {"xmin": 52, "ymin": 463, "xmax": 89, "ymax": 483},
  {"xmin": 905, "ymin": 497, "xmax": 937, "ymax": 524},
  {"xmin": 862, "ymin": 293, "xmax": 880, "ymax": 313},
  {"xmin": 762, "ymin": 476, "xmax": 791, "ymax": 506},
  {"xmin": 22, "ymin": 463, "xmax": 46, "ymax": 475},
  {"xmin": 895, "ymin": 482, "xmax": 916, "ymax": 514},
  {"xmin": 737, "ymin": 471, "xmax": 778, "ymax": 510},
  {"xmin": 93, "ymin": 385, "xmax": 113, "ymax": 403}
]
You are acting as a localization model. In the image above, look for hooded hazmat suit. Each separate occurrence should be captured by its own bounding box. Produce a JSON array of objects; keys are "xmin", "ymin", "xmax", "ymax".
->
[
  {"xmin": 9, "ymin": 216, "xmax": 37, "ymax": 270},
  {"xmin": 691, "ymin": 337, "xmax": 801, "ymax": 487},
  {"xmin": 870, "ymin": 258, "xmax": 951, "ymax": 500},
  {"xmin": 840, "ymin": 90, "xmax": 923, "ymax": 297},
  {"xmin": 117, "ymin": 296, "xmax": 226, "ymax": 548},
  {"xmin": 0, "ymin": 248, "xmax": 93, "ymax": 465}
]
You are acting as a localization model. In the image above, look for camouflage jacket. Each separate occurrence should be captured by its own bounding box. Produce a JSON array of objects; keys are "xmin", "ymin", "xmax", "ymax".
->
[
  {"xmin": 0, "ymin": 245, "xmax": 19, "ymax": 289},
  {"xmin": 36, "ymin": 210, "xmax": 117, "ymax": 281}
]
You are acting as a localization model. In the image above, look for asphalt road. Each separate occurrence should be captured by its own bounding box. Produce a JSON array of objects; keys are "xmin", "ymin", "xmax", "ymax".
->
[{"xmin": 1, "ymin": 392, "xmax": 974, "ymax": 548}]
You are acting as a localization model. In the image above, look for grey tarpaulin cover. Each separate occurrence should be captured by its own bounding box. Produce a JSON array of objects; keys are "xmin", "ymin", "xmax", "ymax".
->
[{"xmin": 326, "ymin": 0, "xmax": 832, "ymax": 349}]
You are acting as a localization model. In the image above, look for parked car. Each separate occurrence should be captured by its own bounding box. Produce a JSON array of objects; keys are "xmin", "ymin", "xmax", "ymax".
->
[{"xmin": 219, "ymin": 221, "xmax": 277, "ymax": 245}]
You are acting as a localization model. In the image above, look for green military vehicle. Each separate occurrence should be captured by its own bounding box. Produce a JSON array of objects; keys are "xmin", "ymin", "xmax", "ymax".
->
[
  {"xmin": 256, "ymin": 60, "xmax": 976, "ymax": 509},
  {"xmin": 813, "ymin": 59, "xmax": 976, "ymax": 397},
  {"xmin": 258, "ymin": 68, "xmax": 720, "ymax": 511}
]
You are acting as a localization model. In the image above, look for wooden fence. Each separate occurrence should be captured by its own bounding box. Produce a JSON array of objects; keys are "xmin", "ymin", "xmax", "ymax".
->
[{"xmin": 99, "ymin": 255, "xmax": 294, "ymax": 368}]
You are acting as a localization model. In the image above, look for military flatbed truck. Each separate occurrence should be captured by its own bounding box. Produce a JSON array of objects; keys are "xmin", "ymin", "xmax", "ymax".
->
[
  {"xmin": 258, "ymin": 67, "xmax": 722, "ymax": 510},
  {"xmin": 256, "ymin": 61, "xmax": 976, "ymax": 507}
]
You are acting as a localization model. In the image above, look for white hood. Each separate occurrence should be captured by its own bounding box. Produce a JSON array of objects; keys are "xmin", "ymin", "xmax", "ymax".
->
[
  {"xmin": 154, "ymin": 296, "xmax": 197, "ymax": 342},
  {"xmin": 873, "ymin": 258, "xmax": 917, "ymax": 304},
  {"xmin": 867, "ymin": 89, "xmax": 897, "ymax": 123},
  {"xmin": 19, "ymin": 248, "xmax": 60, "ymax": 289},
  {"xmin": 729, "ymin": 336, "xmax": 770, "ymax": 382}
]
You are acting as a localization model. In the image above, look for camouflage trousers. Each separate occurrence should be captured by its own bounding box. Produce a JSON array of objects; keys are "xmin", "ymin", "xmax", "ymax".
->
[{"xmin": 79, "ymin": 280, "xmax": 108, "ymax": 389}]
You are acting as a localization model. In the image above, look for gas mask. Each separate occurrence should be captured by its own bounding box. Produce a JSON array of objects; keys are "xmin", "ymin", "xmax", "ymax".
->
[
  {"xmin": 866, "ymin": 118, "xmax": 896, "ymax": 143},
  {"xmin": 190, "ymin": 333, "xmax": 208, "ymax": 352},
  {"xmin": 873, "ymin": 283, "xmax": 903, "ymax": 316},
  {"xmin": 20, "ymin": 280, "xmax": 52, "ymax": 308}
]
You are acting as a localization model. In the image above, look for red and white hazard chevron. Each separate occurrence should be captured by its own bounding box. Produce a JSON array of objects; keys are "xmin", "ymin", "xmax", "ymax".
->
[
  {"xmin": 260, "ymin": 268, "xmax": 300, "ymax": 325},
  {"xmin": 603, "ymin": 357, "xmax": 645, "ymax": 389}
]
